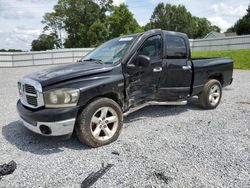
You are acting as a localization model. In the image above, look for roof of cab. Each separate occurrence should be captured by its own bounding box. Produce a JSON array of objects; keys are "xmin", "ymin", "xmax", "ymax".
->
[
  {"xmin": 144, "ymin": 29, "xmax": 188, "ymax": 38},
  {"xmin": 118, "ymin": 29, "xmax": 188, "ymax": 40}
]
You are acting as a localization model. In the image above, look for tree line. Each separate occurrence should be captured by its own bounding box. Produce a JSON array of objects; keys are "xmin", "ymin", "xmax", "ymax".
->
[
  {"xmin": 226, "ymin": 5, "xmax": 250, "ymax": 35},
  {"xmin": 31, "ymin": 0, "xmax": 250, "ymax": 51},
  {"xmin": 0, "ymin": 49, "xmax": 24, "ymax": 52}
]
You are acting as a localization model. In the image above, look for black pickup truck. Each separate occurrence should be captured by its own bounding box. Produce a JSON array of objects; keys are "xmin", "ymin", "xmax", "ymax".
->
[{"xmin": 17, "ymin": 29, "xmax": 233, "ymax": 147}]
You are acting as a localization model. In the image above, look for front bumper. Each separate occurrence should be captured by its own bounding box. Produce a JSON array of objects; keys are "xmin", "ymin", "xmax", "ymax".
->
[
  {"xmin": 17, "ymin": 100, "xmax": 79, "ymax": 136},
  {"xmin": 20, "ymin": 118, "xmax": 76, "ymax": 136}
]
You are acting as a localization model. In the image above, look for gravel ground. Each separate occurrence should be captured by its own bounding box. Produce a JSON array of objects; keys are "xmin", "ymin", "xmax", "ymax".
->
[{"xmin": 0, "ymin": 65, "xmax": 249, "ymax": 188}]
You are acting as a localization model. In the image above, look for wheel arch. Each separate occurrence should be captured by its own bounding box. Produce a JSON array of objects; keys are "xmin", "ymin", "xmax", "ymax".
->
[
  {"xmin": 208, "ymin": 73, "xmax": 224, "ymax": 86},
  {"xmin": 78, "ymin": 91, "xmax": 124, "ymax": 112}
]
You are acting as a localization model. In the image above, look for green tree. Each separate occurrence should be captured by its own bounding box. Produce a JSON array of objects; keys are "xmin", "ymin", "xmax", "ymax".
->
[
  {"xmin": 38, "ymin": 0, "xmax": 143, "ymax": 48},
  {"xmin": 0, "ymin": 49, "xmax": 23, "ymax": 52},
  {"xmin": 42, "ymin": 0, "xmax": 113, "ymax": 48},
  {"xmin": 145, "ymin": 3, "xmax": 217, "ymax": 39},
  {"xmin": 192, "ymin": 17, "xmax": 213, "ymax": 38},
  {"xmin": 143, "ymin": 22, "xmax": 153, "ymax": 31},
  {"xmin": 42, "ymin": 12, "xmax": 64, "ymax": 48},
  {"xmin": 107, "ymin": 3, "xmax": 143, "ymax": 39},
  {"xmin": 225, "ymin": 27, "xmax": 235, "ymax": 33},
  {"xmin": 87, "ymin": 20, "xmax": 108, "ymax": 47},
  {"xmin": 56, "ymin": 0, "xmax": 99, "ymax": 47},
  {"xmin": 31, "ymin": 34, "xmax": 57, "ymax": 51},
  {"xmin": 211, "ymin": 25, "xmax": 221, "ymax": 33},
  {"xmin": 229, "ymin": 5, "xmax": 250, "ymax": 35},
  {"xmin": 149, "ymin": 3, "xmax": 193, "ymax": 35}
]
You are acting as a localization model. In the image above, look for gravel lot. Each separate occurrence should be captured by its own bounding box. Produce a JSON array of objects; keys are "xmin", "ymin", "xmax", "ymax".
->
[{"xmin": 0, "ymin": 65, "xmax": 250, "ymax": 188}]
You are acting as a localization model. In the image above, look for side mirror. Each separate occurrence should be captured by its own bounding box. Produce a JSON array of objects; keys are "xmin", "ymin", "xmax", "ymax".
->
[
  {"xmin": 136, "ymin": 55, "xmax": 150, "ymax": 67},
  {"xmin": 126, "ymin": 55, "xmax": 150, "ymax": 75}
]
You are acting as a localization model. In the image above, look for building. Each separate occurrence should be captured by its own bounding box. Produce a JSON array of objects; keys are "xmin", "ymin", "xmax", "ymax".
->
[{"xmin": 204, "ymin": 31, "xmax": 237, "ymax": 39}]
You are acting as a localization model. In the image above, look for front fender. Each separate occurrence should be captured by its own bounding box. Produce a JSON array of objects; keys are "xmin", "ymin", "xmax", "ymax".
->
[
  {"xmin": 78, "ymin": 73, "xmax": 125, "ymax": 107},
  {"xmin": 43, "ymin": 66, "xmax": 125, "ymax": 109}
]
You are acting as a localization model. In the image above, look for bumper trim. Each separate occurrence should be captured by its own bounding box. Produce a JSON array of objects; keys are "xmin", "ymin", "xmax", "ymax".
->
[{"xmin": 20, "ymin": 117, "xmax": 76, "ymax": 136}]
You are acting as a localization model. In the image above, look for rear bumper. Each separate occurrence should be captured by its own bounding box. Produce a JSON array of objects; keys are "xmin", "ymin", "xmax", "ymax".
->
[
  {"xmin": 229, "ymin": 78, "xmax": 233, "ymax": 85},
  {"xmin": 17, "ymin": 100, "xmax": 79, "ymax": 136},
  {"xmin": 223, "ymin": 77, "xmax": 233, "ymax": 87}
]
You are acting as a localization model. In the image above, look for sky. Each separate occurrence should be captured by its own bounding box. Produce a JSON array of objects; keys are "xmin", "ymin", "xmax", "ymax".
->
[{"xmin": 0, "ymin": 0, "xmax": 249, "ymax": 51}]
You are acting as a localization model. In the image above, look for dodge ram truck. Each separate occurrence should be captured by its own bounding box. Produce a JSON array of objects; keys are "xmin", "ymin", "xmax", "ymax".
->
[{"xmin": 17, "ymin": 29, "xmax": 233, "ymax": 147}]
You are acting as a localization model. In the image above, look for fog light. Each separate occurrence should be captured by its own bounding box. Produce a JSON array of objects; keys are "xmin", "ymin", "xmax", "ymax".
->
[{"xmin": 39, "ymin": 125, "xmax": 51, "ymax": 135}]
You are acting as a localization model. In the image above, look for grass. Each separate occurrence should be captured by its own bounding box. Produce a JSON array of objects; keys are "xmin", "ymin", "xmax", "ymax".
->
[{"xmin": 192, "ymin": 49, "xmax": 250, "ymax": 70}]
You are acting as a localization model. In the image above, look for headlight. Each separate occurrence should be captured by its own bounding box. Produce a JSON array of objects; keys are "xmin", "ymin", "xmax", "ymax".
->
[{"xmin": 44, "ymin": 88, "xmax": 80, "ymax": 108}]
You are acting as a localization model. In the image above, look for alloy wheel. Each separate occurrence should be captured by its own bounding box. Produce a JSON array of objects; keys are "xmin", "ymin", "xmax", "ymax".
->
[
  {"xmin": 209, "ymin": 84, "xmax": 221, "ymax": 106},
  {"xmin": 90, "ymin": 107, "xmax": 118, "ymax": 141}
]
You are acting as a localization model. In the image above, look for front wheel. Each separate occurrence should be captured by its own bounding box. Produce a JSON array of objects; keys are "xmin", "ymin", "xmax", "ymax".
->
[
  {"xmin": 75, "ymin": 98, "xmax": 123, "ymax": 147},
  {"xmin": 198, "ymin": 79, "xmax": 222, "ymax": 109}
]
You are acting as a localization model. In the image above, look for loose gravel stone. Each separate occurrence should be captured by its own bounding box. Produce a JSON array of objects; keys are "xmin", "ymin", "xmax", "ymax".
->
[{"xmin": 0, "ymin": 65, "xmax": 249, "ymax": 187}]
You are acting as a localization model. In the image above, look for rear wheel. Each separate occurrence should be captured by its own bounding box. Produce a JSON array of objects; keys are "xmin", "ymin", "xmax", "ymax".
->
[
  {"xmin": 198, "ymin": 79, "xmax": 222, "ymax": 109},
  {"xmin": 75, "ymin": 98, "xmax": 123, "ymax": 147}
]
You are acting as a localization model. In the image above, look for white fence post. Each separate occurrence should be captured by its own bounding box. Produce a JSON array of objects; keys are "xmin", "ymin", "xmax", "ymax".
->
[{"xmin": 52, "ymin": 52, "xmax": 54, "ymax": 64}]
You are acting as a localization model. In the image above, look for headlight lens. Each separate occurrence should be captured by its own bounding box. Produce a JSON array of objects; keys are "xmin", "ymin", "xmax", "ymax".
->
[{"xmin": 44, "ymin": 88, "xmax": 80, "ymax": 108}]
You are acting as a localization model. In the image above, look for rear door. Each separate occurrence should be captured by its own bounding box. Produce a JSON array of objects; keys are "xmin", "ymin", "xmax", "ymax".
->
[{"xmin": 157, "ymin": 34, "xmax": 192, "ymax": 100}]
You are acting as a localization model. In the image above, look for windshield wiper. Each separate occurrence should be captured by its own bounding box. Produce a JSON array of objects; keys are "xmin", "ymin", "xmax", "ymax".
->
[{"xmin": 83, "ymin": 58, "xmax": 103, "ymax": 64}]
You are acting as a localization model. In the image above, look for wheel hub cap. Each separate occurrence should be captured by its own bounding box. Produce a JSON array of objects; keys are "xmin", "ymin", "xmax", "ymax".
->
[
  {"xmin": 90, "ymin": 107, "xmax": 118, "ymax": 141},
  {"xmin": 209, "ymin": 85, "xmax": 221, "ymax": 106}
]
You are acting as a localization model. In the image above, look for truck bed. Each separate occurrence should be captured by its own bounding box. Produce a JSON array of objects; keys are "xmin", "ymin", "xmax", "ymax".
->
[{"xmin": 191, "ymin": 57, "xmax": 233, "ymax": 96}]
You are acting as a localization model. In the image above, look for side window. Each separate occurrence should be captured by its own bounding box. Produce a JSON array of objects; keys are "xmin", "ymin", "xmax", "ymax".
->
[
  {"xmin": 138, "ymin": 35, "xmax": 162, "ymax": 60},
  {"xmin": 166, "ymin": 36, "xmax": 187, "ymax": 59}
]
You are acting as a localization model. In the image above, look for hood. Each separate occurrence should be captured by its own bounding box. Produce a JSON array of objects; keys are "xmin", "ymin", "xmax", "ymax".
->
[{"xmin": 26, "ymin": 62, "xmax": 114, "ymax": 87}]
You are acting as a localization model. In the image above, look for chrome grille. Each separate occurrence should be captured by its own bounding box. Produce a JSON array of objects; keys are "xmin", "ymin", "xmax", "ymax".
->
[
  {"xmin": 24, "ymin": 84, "xmax": 36, "ymax": 94},
  {"xmin": 24, "ymin": 84, "xmax": 38, "ymax": 107},
  {"xmin": 26, "ymin": 94, "xmax": 38, "ymax": 106},
  {"xmin": 18, "ymin": 78, "xmax": 44, "ymax": 109}
]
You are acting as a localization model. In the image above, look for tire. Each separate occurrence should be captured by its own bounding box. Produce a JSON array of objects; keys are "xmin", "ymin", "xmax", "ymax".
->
[
  {"xmin": 75, "ymin": 98, "xmax": 123, "ymax": 148},
  {"xmin": 198, "ymin": 79, "xmax": 222, "ymax": 109}
]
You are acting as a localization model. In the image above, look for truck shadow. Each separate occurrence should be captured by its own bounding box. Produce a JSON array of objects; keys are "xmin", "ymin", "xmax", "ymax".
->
[
  {"xmin": 1, "ymin": 121, "xmax": 89, "ymax": 155},
  {"xmin": 2, "ymin": 98, "xmax": 202, "ymax": 155}
]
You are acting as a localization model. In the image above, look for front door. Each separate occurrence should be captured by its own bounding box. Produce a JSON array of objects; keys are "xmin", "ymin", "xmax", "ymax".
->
[{"xmin": 126, "ymin": 34, "xmax": 163, "ymax": 107}]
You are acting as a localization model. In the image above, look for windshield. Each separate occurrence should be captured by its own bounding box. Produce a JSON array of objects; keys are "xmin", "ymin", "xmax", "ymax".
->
[{"xmin": 82, "ymin": 36, "xmax": 136, "ymax": 65}]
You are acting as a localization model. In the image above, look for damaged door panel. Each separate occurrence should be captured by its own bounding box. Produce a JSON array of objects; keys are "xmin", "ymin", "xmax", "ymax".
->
[{"xmin": 125, "ymin": 34, "xmax": 163, "ymax": 107}]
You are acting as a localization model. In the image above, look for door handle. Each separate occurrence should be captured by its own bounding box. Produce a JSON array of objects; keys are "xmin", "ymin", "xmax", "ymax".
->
[
  {"xmin": 153, "ymin": 67, "xmax": 162, "ymax": 72},
  {"xmin": 182, "ymin": 65, "xmax": 192, "ymax": 70}
]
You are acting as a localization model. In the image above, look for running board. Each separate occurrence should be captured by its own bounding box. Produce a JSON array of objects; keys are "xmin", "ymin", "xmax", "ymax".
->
[{"xmin": 123, "ymin": 100, "xmax": 187, "ymax": 116}]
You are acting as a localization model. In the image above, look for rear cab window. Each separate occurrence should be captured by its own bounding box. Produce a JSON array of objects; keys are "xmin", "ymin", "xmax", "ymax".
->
[{"xmin": 166, "ymin": 35, "xmax": 187, "ymax": 59}]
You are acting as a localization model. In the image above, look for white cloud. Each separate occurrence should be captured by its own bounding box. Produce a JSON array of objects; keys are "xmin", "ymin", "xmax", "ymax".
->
[
  {"xmin": 15, "ymin": 26, "xmax": 41, "ymax": 36},
  {"xmin": 0, "ymin": 9, "xmax": 34, "ymax": 20},
  {"xmin": 138, "ymin": 21, "xmax": 145, "ymax": 26},
  {"xmin": 208, "ymin": 17, "xmax": 231, "ymax": 32},
  {"xmin": 150, "ymin": 0, "xmax": 190, "ymax": 5},
  {"xmin": 113, "ymin": 0, "xmax": 125, "ymax": 6},
  {"xmin": 0, "ymin": 0, "xmax": 46, "ymax": 20},
  {"xmin": 0, "ymin": 0, "xmax": 56, "ymax": 50},
  {"xmin": 211, "ymin": 3, "xmax": 247, "ymax": 17},
  {"xmin": 0, "ymin": 0, "xmax": 248, "ymax": 50},
  {"xmin": 0, "ymin": 26, "xmax": 42, "ymax": 50}
]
